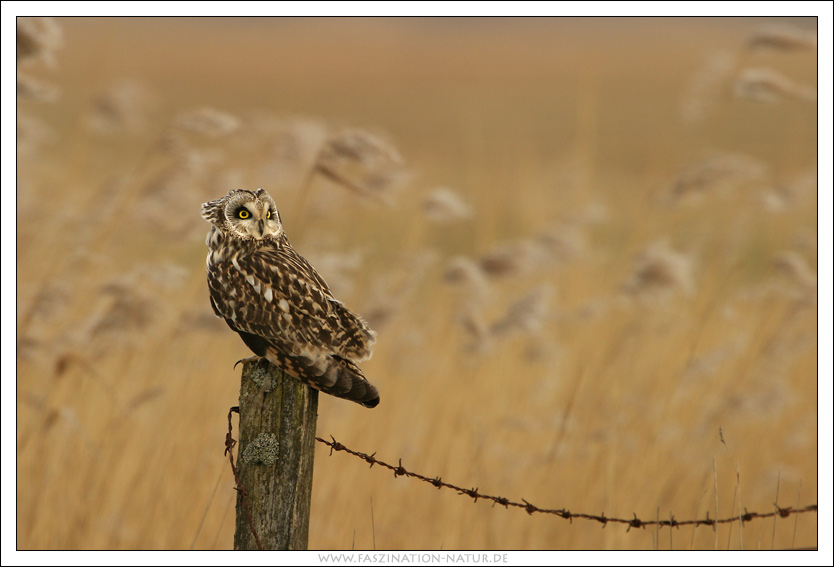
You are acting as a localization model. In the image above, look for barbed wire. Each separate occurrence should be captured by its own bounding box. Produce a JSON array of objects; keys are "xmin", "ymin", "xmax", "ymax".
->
[
  {"xmin": 315, "ymin": 435, "xmax": 818, "ymax": 532},
  {"xmin": 225, "ymin": 407, "xmax": 263, "ymax": 550}
]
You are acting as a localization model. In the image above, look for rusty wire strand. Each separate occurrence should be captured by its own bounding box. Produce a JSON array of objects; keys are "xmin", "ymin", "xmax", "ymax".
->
[
  {"xmin": 226, "ymin": 407, "xmax": 263, "ymax": 550},
  {"xmin": 315, "ymin": 435, "xmax": 817, "ymax": 531}
]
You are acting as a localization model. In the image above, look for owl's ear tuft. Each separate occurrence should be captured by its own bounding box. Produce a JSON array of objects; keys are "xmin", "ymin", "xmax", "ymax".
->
[{"xmin": 201, "ymin": 198, "xmax": 227, "ymax": 225}]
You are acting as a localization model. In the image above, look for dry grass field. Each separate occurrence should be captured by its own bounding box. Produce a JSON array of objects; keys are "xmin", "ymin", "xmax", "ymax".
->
[{"xmin": 16, "ymin": 17, "xmax": 819, "ymax": 550}]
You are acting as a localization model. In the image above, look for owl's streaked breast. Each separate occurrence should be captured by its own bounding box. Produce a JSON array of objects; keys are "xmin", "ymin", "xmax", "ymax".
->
[{"xmin": 206, "ymin": 225, "xmax": 264, "ymax": 268}]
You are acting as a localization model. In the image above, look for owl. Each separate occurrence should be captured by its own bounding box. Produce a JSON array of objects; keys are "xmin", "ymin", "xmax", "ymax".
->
[{"xmin": 201, "ymin": 188, "xmax": 380, "ymax": 408}]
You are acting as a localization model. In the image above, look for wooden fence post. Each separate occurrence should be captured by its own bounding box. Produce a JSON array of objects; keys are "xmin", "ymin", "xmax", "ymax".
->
[{"xmin": 233, "ymin": 358, "xmax": 319, "ymax": 550}]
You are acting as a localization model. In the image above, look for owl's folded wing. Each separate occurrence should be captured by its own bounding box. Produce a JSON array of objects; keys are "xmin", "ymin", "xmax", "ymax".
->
[{"xmin": 207, "ymin": 247, "xmax": 376, "ymax": 362}]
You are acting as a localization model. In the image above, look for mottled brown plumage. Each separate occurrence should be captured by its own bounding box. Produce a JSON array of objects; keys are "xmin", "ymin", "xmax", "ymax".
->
[{"xmin": 202, "ymin": 188, "xmax": 379, "ymax": 407}]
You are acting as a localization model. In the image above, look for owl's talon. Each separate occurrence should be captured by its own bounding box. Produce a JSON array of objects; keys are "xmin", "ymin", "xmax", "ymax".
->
[{"xmin": 234, "ymin": 355, "xmax": 262, "ymax": 369}]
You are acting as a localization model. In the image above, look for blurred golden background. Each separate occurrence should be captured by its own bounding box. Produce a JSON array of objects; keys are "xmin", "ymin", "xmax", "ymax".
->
[{"xmin": 17, "ymin": 17, "xmax": 818, "ymax": 550}]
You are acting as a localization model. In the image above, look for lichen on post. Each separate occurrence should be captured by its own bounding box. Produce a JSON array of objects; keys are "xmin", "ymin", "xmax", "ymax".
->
[{"xmin": 233, "ymin": 358, "xmax": 319, "ymax": 550}]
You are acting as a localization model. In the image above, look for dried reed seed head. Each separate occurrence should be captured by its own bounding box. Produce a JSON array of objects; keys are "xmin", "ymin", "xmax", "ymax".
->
[
  {"xmin": 758, "ymin": 185, "xmax": 793, "ymax": 212},
  {"xmin": 791, "ymin": 227, "xmax": 816, "ymax": 253},
  {"xmin": 773, "ymin": 251, "xmax": 816, "ymax": 289},
  {"xmin": 728, "ymin": 382, "xmax": 793, "ymax": 418},
  {"xmin": 423, "ymin": 187, "xmax": 473, "ymax": 223},
  {"xmin": 173, "ymin": 106, "xmax": 241, "ymax": 138},
  {"xmin": 478, "ymin": 241, "xmax": 538, "ymax": 279},
  {"xmin": 748, "ymin": 25, "xmax": 818, "ymax": 51},
  {"xmin": 314, "ymin": 161, "xmax": 409, "ymax": 202},
  {"xmin": 681, "ymin": 337, "xmax": 747, "ymax": 382},
  {"xmin": 17, "ymin": 337, "xmax": 42, "ymax": 361},
  {"xmin": 84, "ymin": 262, "xmax": 186, "ymax": 339},
  {"xmin": 261, "ymin": 117, "xmax": 329, "ymax": 171},
  {"xmin": 358, "ymin": 168, "xmax": 410, "ymax": 197},
  {"xmin": 17, "ymin": 112, "xmax": 54, "ymax": 156},
  {"xmin": 789, "ymin": 170, "xmax": 818, "ymax": 195},
  {"xmin": 670, "ymin": 153, "xmax": 768, "ymax": 202},
  {"xmin": 445, "ymin": 256, "xmax": 483, "ymax": 284},
  {"xmin": 733, "ymin": 67, "xmax": 816, "ymax": 103},
  {"xmin": 125, "ymin": 387, "xmax": 166, "ymax": 413},
  {"xmin": 17, "ymin": 72, "xmax": 60, "ymax": 102},
  {"xmin": 535, "ymin": 224, "xmax": 585, "ymax": 262},
  {"xmin": 314, "ymin": 128, "xmax": 407, "ymax": 200},
  {"xmin": 624, "ymin": 241, "xmax": 695, "ymax": 298},
  {"xmin": 25, "ymin": 280, "xmax": 71, "ymax": 324},
  {"xmin": 473, "ymin": 230, "xmax": 580, "ymax": 280},
  {"xmin": 17, "ymin": 17, "xmax": 63, "ymax": 66},
  {"xmin": 757, "ymin": 172, "xmax": 818, "ymax": 213},
  {"xmin": 443, "ymin": 256, "xmax": 491, "ymax": 302},
  {"xmin": 319, "ymin": 128, "xmax": 403, "ymax": 166},
  {"xmin": 458, "ymin": 308, "xmax": 492, "ymax": 353},
  {"xmin": 57, "ymin": 407, "xmax": 95, "ymax": 446},
  {"xmin": 89, "ymin": 286, "xmax": 157, "ymax": 337},
  {"xmin": 679, "ymin": 50, "xmax": 736, "ymax": 124},
  {"xmin": 490, "ymin": 286, "xmax": 551, "ymax": 338},
  {"xmin": 459, "ymin": 308, "xmax": 489, "ymax": 341},
  {"xmin": 89, "ymin": 79, "xmax": 155, "ymax": 134}
]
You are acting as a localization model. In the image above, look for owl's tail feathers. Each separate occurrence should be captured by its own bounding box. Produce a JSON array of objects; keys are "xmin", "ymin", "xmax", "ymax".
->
[
  {"xmin": 330, "ymin": 358, "xmax": 380, "ymax": 408},
  {"xmin": 264, "ymin": 347, "xmax": 380, "ymax": 408}
]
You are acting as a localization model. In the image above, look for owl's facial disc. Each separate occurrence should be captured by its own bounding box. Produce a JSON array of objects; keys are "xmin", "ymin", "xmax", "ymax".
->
[{"xmin": 224, "ymin": 190, "xmax": 282, "ymax": 241}]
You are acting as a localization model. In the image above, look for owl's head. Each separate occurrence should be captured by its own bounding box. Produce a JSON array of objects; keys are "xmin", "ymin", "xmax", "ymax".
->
[{"xmin": 201, "ymin": 188, "xmax": 284, "ymax": 241}]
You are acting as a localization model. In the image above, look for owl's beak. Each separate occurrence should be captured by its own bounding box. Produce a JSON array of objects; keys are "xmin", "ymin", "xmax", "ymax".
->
[{"xmin": 257, "ymin": 220, "xmax": 265, "ymax": 238}]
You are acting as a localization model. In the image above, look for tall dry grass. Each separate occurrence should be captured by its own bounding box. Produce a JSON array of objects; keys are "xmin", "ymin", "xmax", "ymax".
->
[{"xmin": 15, "ymin": 17, "xmax": 818, "ymax": 550}]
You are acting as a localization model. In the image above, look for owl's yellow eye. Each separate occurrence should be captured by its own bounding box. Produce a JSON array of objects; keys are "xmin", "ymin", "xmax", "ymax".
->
[
  {"xmin": 238, "ymin": 209, "xmax": 250, "ymax": 219},
  {"xmin": 266, "ymin": 211, "xmax": 272, "ymax": 219}
]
